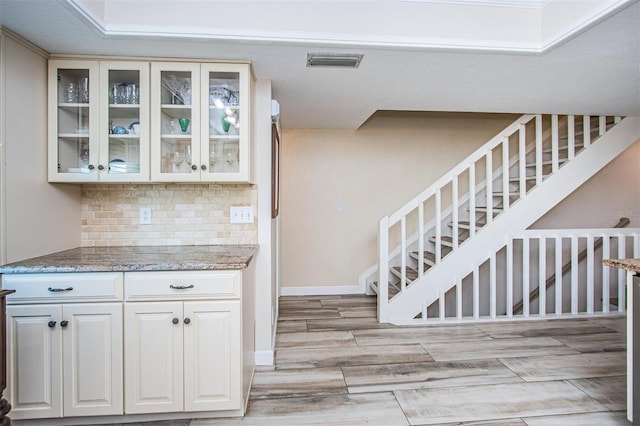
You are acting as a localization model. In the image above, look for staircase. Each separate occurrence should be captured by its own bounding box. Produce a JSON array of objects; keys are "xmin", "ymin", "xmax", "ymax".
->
[{"xmin": 364, "ymin": 114, "xmax": 640, "ymax": 324}]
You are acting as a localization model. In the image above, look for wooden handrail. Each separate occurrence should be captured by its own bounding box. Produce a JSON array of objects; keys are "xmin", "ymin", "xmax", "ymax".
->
[{"xmin": 513, "ymin": 217, "xmax": 630, "ymax": 314}]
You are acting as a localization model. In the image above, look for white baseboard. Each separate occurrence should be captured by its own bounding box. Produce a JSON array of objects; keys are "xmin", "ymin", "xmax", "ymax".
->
[
  {"xmin": 255, "ymin": 350, "xmax": 274, "ymax": 366},
  {"xmin": 280, "ymin": 284, "xmax": 363, "ymax": 296}
]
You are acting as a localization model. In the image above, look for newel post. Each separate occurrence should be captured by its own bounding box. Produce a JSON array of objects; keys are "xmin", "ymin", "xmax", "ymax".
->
[{"xmin": 378, "ymin": 216, "xmax": 389, "ymax": 323}]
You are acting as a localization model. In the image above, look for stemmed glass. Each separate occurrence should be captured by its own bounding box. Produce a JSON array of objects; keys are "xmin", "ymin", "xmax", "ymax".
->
[
  {"xmin": 209, "ymin": 144, "xmax": 220, "ymax": 172},
  {"xmin": 172, "ymin": 151, "xmax": 184, "ymax": 173},
  {"xmin": 223, "ymin": 143, "xmax": 237, "ymax": 171},
  {"xmin": 185, "ymin": 145, "xmax": 192, "ymax": 171}
]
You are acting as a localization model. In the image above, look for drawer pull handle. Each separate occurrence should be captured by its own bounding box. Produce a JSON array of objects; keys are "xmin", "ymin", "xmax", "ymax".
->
[
  {"xmin": 184, "ymin": 317, "xmax": 191, "ymax": 325},
  {"xmin": 48, "ymin": 321, "xmax": 57, "ymax": 328},
  {"xmin": 60, "ymin": 320, "xmax": 69, "ymax": 328},
  {"xmin": 172, "ymin": 318, "xmax": 179, "ymax": 325},
  {"xmin": 169, "ymin": 284, "xmax": 194, "ymax": 290},
  {"xmin": 48, "ymin": 287, "xmax": 73, "ymax": 292}
]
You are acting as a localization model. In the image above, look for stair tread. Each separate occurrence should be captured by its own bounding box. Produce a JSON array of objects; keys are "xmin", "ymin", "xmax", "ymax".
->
[
  {"xmin": 391, "ymin": 266, "xmax": 419, "ymax": 281},
  {"xmin": 449, "ymin": 221, "xmax": 486, "ymax": 229}
]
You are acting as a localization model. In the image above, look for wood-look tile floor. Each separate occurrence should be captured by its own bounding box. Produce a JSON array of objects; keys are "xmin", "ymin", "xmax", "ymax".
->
[{"xmin": 186, "ymin": 295, "xmax": 630, "ymax": 425}]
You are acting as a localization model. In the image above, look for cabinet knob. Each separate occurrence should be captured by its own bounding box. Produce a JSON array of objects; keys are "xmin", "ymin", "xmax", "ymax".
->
[
  {"xmin": 48, "ymin": 321, "xmax": 57, "ymax": 328},
  {"xmin": 60, "ymin": 320, "xmax": 69, "ymax": 328},
  {"xmin": 87, "ymin": 164, "xmax": 95, "ymax": 171},
  {"xmin": 172, "ymin": 318, "xmax": 179, "ymax": 325},
  {"xmin": 183, "ymin": 318, "xmax": 191, "ymax": 325},
  {"xmin": 200, "ymin": 164, "xmax": 207, "ymax": 171},
  {"xmin": 191, "ymin": 164, "xmax": 197, "ymax": 171},
  {"xmin": 97, "ymin": 164, "xmax": 105, "ymax": 171}
]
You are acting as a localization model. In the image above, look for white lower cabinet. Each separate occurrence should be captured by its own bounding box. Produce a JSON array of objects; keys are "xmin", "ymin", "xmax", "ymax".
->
[
  {"xmin": 123, "ymin": 271, "xmax": 243, "ymax": 415},
  {"xmin": 124, "ymin": 300, "xmax": 241, "ymax": 414},
  {"xmin": 6, "ymin": 303, "xmax": 123, "ymax": 419},
  {"xmin": 2, "ymin": 269, "xmax": 247, "ymax": 422}
]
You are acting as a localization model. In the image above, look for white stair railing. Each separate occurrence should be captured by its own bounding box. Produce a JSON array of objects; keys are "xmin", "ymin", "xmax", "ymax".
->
[
  {"xmin": 375, "ymin": 114, "xmax": 623, "ymax": 323},
  {"xmin": 415, "ymin": 228, "xmax": 640, "ymax": 323}
]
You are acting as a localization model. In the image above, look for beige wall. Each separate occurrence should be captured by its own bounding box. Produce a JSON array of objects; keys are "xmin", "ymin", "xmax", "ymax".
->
[
  {"xmin": 1, "ymin": 30, "xmax": 81, "ymax": 264},
  {"xmin": 280, "ymin": 111, "xmax": 519, "ymax": 289},
  {"xmin": 532, "ymin": 139, "xmax": 640, "ymax": 229},
  {"xmin": 80, "ymin": 183, "xmax": 257, "ymax": 246}
]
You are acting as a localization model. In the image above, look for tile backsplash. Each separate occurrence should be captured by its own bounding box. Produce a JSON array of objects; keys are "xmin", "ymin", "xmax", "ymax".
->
[{"xmin": 81, "ymin": 184, "xmax": 257, "ymax": 247}]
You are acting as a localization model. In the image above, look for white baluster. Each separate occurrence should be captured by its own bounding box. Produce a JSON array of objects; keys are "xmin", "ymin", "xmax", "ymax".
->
[
  {"xmin": 571, "ymin": 235, "xmax": 578, "ymax": 314},
  {"xmin": 567, "ymin": 115, "xmax": 575, "ymax": 160},
  {"xmin": 473, "ymin": 264, "xmax": 480, "ymax": 319},
  {"xmin": 618, "ymin": 235, "xmax": 626, "ymax": 312},
  {"xmin": 469, "ymin": 163, "xmax": 476, "ymax": 236},
  {"xmin": 535, "ymin": 115, "xmax": 543, "ymax": 186},
  {"xmin": 418, "ymin": 203, "xmax": 424, "ymax": 280},
  {"xmin": 439, "ymin": 289, "xmax": 446, "ymax": 321},
  {"xmin": 435, "ymin": 188, "xmax": 442, "ymax": 263},
  {"xmin": 486, "ymin": 151, "xmax": 493, "ymax": 224},
  {"xmin": 539, "ymin": 237, "xmax": 546, "ymax": 317},
  {"xmin": 456, "ymin": 276, "xmax": 463, "ymax": 320},
  {"xmin": 555, "ymin": 237, "xmax": 563, "ymax": 315},
  {"xmin": 452, "ymin": 175, "xmax": 459, "ymax": 249},
  {"xmin": 583, "ymin": 115, "xmax": 591, "ymax": 147},
  {"xmin": 602, "ymin": 235, "xmax": 610, "ymax": 313},
  {"xmin": 401, "ymin": 215, "xmax": 407, "ymax": 292},
  {"xmin": 523, "ymin": 237, "xmax": 530, "ymax": 317},
  {"xmin": 502, "ymin": 137, "xmax": 509, "ymax": 210},
  {"xmin": 519, "ymin": 124, "xmax": 526, "ymax": 199},
  {"xmin": 490, "ymin": 251, "xmax": 497, "ymax": 319},
  {"xmin": 551, "ymin": 115, "xmax": 559, "ymax": 173},
  {"xmin": 506, "ymin": 239, "xmax": 513, "ymax": 318},
  {"xmin": 586, "ymin": 234, "xmax": 594, "ymax": 314},
  {"xmin": 599, "ymin": 115, "xmax": 606, "ymax": 136}
]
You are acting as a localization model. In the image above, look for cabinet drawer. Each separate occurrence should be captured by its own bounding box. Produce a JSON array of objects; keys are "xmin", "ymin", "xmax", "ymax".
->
[
  {"xmin": 125, "ymin": 270, "xmax": 241, "ymax": 301},
  {"xmin": 2, "ymin": 272, "xmax": 123, "ymax": 304}
]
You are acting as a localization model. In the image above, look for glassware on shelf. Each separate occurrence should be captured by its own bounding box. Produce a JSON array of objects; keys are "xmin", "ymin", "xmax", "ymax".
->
[
  {"xmin": 79, "ymin": 78, "xmax": 89, "ymax": 103},
  {"xmin": 179, "ymin": 118, "xmax": 190, "ymax": 134},
  {"xmin": 63, "ymin": 82, "xmax": 78, "ymax": 103},
  {"xmin": 185, "ymin": 145, "xmax": 192, "ymax": 171},
  {"xmin": 172, "ymin": 151, "xmax": 184, "ymax": 173},
  {"xmin": 223, "ymin": 143, "xmax": 238, "ymax": 171},
  {"xmin": 209, "ymin": 142, "xmax": 220, "ymax": 172}
]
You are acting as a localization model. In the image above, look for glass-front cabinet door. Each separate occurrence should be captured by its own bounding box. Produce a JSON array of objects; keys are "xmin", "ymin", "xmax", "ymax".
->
[
  {"xmin": 48, "ymin": 60, "xmax": 99, "ymax": 182},
  {"xmin": 150, "ymin": 62, "xmax": 200, "ymax": 182},
  {"xmin": 99, "ymin": 61, "xmax": 150, "ymax": 182},
  {"xmin": 49, "ymin": 60, "xmax": 150, "ymax": 182},
  {"xmin": 201, "ymin": 63, "xmax": 251, "ymax": 182}
]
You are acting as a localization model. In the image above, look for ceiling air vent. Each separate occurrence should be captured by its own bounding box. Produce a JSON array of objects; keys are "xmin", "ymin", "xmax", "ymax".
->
[{"xmin": 306, "ymin": 53, "xmax": 363, "ymax": 68}]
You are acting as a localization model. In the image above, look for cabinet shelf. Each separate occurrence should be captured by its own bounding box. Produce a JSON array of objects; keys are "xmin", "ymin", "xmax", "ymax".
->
[
  {"xmin": 58, "ymin": 133, "xmax": 90, "ymax": 138},
  {"xmin": 58, "ymin": 103, "xmax": 90, "ymax": 108},
  {"xmin": 209, "ymin": 135, "xmax": 240, "ymax": 140},
  {"xmin": 109, "ymin": 134, "xmax": 139, "ymax": 139}
]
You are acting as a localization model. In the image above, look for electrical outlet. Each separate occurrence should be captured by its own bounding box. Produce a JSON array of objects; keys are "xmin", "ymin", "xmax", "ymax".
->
[
  {"xmin": 230, "ymin": 206, "xmax": 254, "ymax": 224},
  {"xmin": 139, "ymin": 207, "xmax": 152, "ymax": 225}
]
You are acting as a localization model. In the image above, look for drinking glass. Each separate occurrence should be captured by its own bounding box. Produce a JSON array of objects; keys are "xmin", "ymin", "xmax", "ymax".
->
[
  {"xmin": 209, "ymin": 143, "xmax": 220, "ymax": 172},
  {"xmin": 172, "ymin": 151, "xmax": 184, "ymax": 173}
]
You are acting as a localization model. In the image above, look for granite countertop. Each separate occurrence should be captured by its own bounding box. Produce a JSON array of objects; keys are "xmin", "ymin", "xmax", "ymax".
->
[
  {"xmin": 0, "ymin": 245, "xmax": 258, "ymax": 274},
  {"xmin": 603, "ymin": 258, "xmax": 640, "ymax": 273}
]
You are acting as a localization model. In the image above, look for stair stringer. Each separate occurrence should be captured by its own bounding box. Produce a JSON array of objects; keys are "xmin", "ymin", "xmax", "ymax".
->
[{"xmin": 387, "ymin": 116, "xmax": 640, "ymax": 324}]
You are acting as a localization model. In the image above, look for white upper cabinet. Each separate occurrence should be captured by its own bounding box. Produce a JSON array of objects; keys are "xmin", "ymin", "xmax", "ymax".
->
[
  {"xmin": 99, "ymin": 61, "xmax": 150, "ymax": 182},
  {"xmin": 48, "ymin": 60, "xmax": 99, "ymax": 182},
  {"xmin": 49, "ymin": 58, "xmax": 253, "ymax": 184},
  {"xmin": 151, "ymin": 62, "xmax": 252, "ymax": 183},
  {"xmin": 48, "ymin": 60, "xmax": 150, "ymax": 182},
  {"xmin": 200, "ymin": 63, "xmax": 252, "ymax": 183}
]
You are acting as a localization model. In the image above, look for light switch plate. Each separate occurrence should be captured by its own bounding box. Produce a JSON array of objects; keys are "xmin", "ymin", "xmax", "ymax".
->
[{"xmin": 230, "ymin": 206, "xmax": 254, "ymax": 224}]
